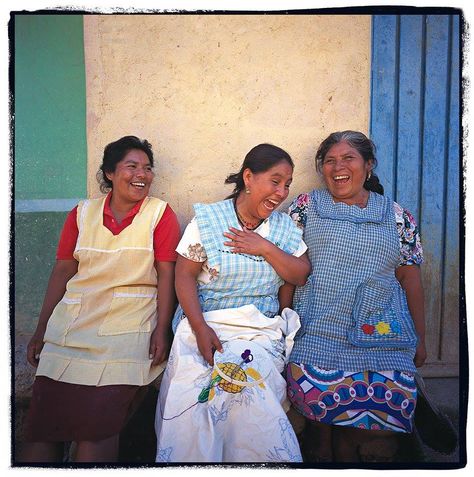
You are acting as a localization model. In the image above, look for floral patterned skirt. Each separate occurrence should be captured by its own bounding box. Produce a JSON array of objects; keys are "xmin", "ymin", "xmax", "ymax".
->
[{"xmin": 286, "ymin": 362, "xmax": 417, "ymax": 433}]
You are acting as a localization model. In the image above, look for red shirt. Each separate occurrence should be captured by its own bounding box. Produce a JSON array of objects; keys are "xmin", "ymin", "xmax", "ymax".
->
[{"xmin": 56, "ymin": 193, "xmax": 181, "ymax": 262}]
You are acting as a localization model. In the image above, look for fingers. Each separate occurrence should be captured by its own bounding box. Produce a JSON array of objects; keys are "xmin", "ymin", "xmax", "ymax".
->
[
  {"xmin": 415, "ymin": 356, "xmax": 426, "ymax": 368},
  {"xmin": 211, "ymin": 334, "xmax": 223, "ymax": 354},
  {"xmin": 26, "ymin": 341, "xmax": 41, "ymax": 368},
  {"xmin": 203, "ymin": 349, "xmax": 214, "ymax": 366},
  {"xmin": 198, "ymin": 330, "xmax": 223, "ymax": 366},
  {"xmin": 228, "ymin": 227, "xmax": 246, "ymax": 235},
  {"xmin": 151, "ymin": 349, "xmax": 166, "ymax": 366}
]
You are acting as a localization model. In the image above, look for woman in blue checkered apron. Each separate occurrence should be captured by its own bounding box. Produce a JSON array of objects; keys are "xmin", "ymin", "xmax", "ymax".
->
[
  {"xmin": 285, "ymin": 131, "xmax": 426, "ymax": 462},
  {"xmin": 154, "ymin": 144, "xmax": 311, "ymax": 462}
]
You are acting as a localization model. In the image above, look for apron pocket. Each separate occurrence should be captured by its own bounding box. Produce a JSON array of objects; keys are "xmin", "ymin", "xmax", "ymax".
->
[
  {"xmin": 98, "ymin": 286, "xmax": 156, "ymax": 336},
  {"xmin": 348, "ymin": 276, "xmax": 418, "ymax": 349},
  {"xmin": 44, "ymin": 291, "xmax": 83, "ymax": 345}
]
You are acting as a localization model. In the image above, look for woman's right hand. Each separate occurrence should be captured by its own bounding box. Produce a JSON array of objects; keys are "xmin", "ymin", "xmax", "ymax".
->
[
  {"xmin": 27, "ymin": 327, "xmax": 46, "ymax": 368},
  {"xmin": 194, "ymin": 323, "xmax": 223, "ymax": 366}
]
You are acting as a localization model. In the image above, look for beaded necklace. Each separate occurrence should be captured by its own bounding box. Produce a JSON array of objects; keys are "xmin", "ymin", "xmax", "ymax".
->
[{"xmin": 233, "ymin": 198, "xmax": 263, "ymax": 231}]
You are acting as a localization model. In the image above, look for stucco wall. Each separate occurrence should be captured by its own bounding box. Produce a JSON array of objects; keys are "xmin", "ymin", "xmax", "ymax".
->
[{"xmin": 84, "ymin": 14, "xmax": 371, "ymax": 224}]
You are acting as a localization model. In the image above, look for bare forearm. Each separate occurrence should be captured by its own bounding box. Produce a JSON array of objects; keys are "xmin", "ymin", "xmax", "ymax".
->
[
  {"xmin": 404, "ymin": 283, "xmax": 425, "ymax": 343},
  {"xmin": 396, "ymin": 265, "xmax": 425, "ymax": 343},
  {"xmin": 278, "ymin": 282, "xmax": 296, "ymax": 312},
  {"xmin": 155, "ymin": 262, "xmax": 177, "ymax": 333},
  {"xmin": 36, "ymin": 260, "xmax": 78, "ymax": 332},
  {"xmin": 261, "ymin": 244, "xmax": 310, "ymax": 286},
  {"xmin": 175, "ymin": 271, "xmax": 206, "ymax": 332}
]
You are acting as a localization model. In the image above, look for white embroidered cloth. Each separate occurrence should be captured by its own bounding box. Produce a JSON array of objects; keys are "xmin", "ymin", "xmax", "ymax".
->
[{"xmin": 155, "ymin": 305, "xmax": 302, "ymax": 463}]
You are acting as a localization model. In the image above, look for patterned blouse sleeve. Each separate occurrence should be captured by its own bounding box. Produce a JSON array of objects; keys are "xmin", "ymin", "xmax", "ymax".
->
[
  {"xmin": 394, "ymin": 202, "xmax": 424, "ymax": 266},
  {"xmin": 288, "ymin": 192, "xmax": 310, "ymax": 230},
  {"xmin": 176, "ymin": 217, "xmax": 208, "ymax": 262}
]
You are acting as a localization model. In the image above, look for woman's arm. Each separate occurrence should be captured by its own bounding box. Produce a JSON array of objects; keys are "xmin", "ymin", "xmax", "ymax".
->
[
  {"xmin": 395, "ymin": 264, "xmax": 426, "ymax": 367},
  {"xmin": 149, "ymin": 261, "xmax": 177, "ymax": 366},
  {"xmin": 27, "ymin": 259, "xmax": 79, "ymax": 367},
  {"xmin": 223, "ymin": 227, "xmax": 310, "ymax": 286},
  {"xmin": 278, "ymin": 282, "xmax": 296, "ymax": 313},
  {"xmin": 175, "ymin": 255, "xmax": 223, "ymax": 366}
]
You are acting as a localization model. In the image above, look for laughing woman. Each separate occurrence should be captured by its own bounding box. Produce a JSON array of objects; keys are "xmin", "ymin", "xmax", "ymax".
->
[
  {"xmin": 22, "ymin": 136, "xmax": 180, "ymax": 463},
  {"xmin": 286, "ymin": 131, "xmax": 426, "ymax": 462},
  {"xmin": 154, "ymin": 144, "xmax": 310, "ymax": 463}
]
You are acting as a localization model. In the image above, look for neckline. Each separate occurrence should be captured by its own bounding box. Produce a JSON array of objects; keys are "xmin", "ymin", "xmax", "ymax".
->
[{"xmin": 232, "ymin": 198, "xmax": 264, "ymax": 230}]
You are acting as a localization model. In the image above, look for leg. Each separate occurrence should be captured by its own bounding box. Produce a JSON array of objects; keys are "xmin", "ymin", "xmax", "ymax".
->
[
  {"xmin": 333, "ymin": 426, "xmax": 399, "ymax": 463},
  {"xmin": 332, "ymin": 426, "xmax": 360, "ymax": 462},
  {"xmin": 303, "ymin": 420, "xmax": 333, "ymax": 462},
  {"xmin": 20, "ymin": 442, "xmax": 64, "ymax": 463},
  {"xmin": 286, "ymin": 405, "xmax": 307, "ymax": 448},
  {"xmin": 357, "ymin": 429, "xmax": 399, "ymax": 462},
  {"xmin": 74, "ymin": 434, "xmax": 120, "ymax": 463}
]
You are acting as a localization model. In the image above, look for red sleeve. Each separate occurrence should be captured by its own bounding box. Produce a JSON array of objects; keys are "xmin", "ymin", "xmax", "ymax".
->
[
  {"xmin": 153, "ymin": 204, "xmax": 181, "ymax": 262},
  {"xmin": 56, "ymin": 206, "xmax": 79, "ymax": 260}
]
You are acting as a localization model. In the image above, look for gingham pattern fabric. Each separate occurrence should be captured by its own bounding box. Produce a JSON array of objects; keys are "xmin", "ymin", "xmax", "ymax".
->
[
  {"xmin": 172, "ymin": 199, "xmax": 302, "ymax": 331},
  {"xmin": 290, "ymin": 189, "xmax": 417, "ymax": 373},
  {"xmin": 348, "ymin": 275, "xmax": 418, "ymax": 348}
]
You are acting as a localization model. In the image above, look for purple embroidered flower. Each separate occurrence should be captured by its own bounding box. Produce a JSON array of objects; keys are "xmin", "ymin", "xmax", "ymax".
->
[{"xmin": 241, "ymin": 349, "xmax": 253, "ymax": 363}]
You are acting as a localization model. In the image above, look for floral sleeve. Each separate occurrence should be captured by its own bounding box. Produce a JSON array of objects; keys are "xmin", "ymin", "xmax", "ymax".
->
[
  {"xmin": 288, "ymin": 192, "xmax": 310, "ymax": 230},
  {"xmin": 176, "ymin": 217, "xmax": 208, "ymax": 262},
  {"xmin": 394, "ymin": 202, "xmax": 424, "ymax": 266}
]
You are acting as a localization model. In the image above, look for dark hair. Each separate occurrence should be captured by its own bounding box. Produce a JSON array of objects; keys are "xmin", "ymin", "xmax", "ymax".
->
[
  {"xmin": 225, "ymin": 143, "xmax": 294, "ymax": 199},
  {"xmin": 97, "ymin": 135, "xmax": 154, "ymax": 193},
  {"xmin": 315, "ymin": 130, "xmax": 384, "ymax": 195}
]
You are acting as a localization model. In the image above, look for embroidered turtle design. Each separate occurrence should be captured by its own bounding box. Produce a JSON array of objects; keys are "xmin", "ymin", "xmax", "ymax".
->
[{"xmin": 198, "ymin": 348, "xmax": 265, "ymax": 402}]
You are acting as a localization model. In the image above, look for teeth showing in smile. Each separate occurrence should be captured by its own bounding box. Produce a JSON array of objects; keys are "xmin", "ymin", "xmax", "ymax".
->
[
  {"xmin": 334, "ymin": 175, "xmax": 349, "ymax": 181},
  {"xmin": 264, "ymin": 199, "xmax": 280, "ymax": 210},
  {"xmin": 131, "ymin": 182, "xmax": 145, "ymax": 188}
]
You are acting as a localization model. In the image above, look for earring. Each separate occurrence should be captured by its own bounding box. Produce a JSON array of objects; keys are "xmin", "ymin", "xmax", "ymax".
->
[
  {"xmin": 366, "ymin": 171, "xmax": 372, "ymax": 181},
  {"xmin": 245, "ymin": 188, "xmax": 250, "ymax": 194}
]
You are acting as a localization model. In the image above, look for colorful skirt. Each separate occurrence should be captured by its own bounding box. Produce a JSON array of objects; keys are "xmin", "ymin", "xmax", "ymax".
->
[{"xmin": 286, "ymin": 362, "xmax": 417, "ymax": 433}]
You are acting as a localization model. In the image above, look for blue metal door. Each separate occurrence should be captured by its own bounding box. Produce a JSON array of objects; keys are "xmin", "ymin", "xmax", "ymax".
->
[{"xmin": 370, "ymin": 14, "xmax": 461, "ymax": 377}]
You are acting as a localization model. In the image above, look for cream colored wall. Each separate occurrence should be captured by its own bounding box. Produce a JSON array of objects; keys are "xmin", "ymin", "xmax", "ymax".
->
[{"xmin": 84, "ymin": 14, "xmax": 371, "ymax": 225}]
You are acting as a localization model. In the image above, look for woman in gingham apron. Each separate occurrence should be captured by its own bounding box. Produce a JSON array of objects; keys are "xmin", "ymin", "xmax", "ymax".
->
[
  {"xmin": 154, "ymin": 144, "xmax": 310, "ymax": 463},
  {"xmin": 285, "ymin": 131, "xmax": 426, "ymax": 462}
]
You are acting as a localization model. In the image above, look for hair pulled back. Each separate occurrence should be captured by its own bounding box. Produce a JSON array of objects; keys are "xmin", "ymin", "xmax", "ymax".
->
[
  {"xmin": 315, "ymin": 130, "xmax": 384, "ymax": 195},
  {"xmin": 225, "ymin": 143, "xmax": 294, "ymax": 200}
]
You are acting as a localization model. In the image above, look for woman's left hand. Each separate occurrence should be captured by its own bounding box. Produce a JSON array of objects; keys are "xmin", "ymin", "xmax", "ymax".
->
[
  {"xmin": 149, "ymin": 327, "xmax": 172, "ymax": 366},
  {"xmin": 223, "ymin": 227, "xmax": 270, "ymax": 256}
]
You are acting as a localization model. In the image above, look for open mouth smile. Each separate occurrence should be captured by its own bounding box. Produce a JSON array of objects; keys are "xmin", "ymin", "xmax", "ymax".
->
[
  {"xmin": 333, "ymin": 175, "xmax": 350, "ymax": 184},
  {"xmin": 263, "ymin": 198, "xmax": 280, "ymax": 210}
]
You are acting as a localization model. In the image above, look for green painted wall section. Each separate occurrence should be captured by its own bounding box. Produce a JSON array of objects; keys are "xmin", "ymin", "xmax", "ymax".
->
[
  {"xmin": 15, "ymin": 212, "xmax": 68, "ymax": 335},
  {"xmin": 14, "ymin": 15, "xmax": 87, "ymax": 200},
  {"xmin": 14, "ymin": 15, "xmax": 87, "ymax": 335}
]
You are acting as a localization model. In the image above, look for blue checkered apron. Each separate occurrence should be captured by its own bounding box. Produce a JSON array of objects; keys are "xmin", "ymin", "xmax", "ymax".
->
[
  {"xmin": 172, "ymin": 199, "xmax": 302, "ymax": 331},
  {"xmin": 289, "ymin": 189, "xmax": 417, "ymax": 373}
]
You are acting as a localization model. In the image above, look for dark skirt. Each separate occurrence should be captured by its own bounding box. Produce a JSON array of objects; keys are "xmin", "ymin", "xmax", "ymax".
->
[{"xmin": 23, "ymin": 376, "xmax": 142, "ymax": 442}]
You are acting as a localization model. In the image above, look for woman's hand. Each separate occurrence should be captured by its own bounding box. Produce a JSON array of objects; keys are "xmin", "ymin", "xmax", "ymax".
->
[
  {"xmin": 27, "ymin": 327, "xmax": 46, "ymax": 368},
  {"xmin": 193, "ymin": 323, "xmax": 223, "ymax": 366},
  {"xmin": 26, "ymin": 259, "xmax": 79, "ymax": 368},
  {"xmin": 149, "ymin": 327, "xmax": 172, "ymax": 366},
  {"xmin": 414, "ymin": 340, "xmax": 427, "ymax": 368},
  {"xmin": 223, "ymin": 227, "xmax": 270, "ymax": 256}
]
